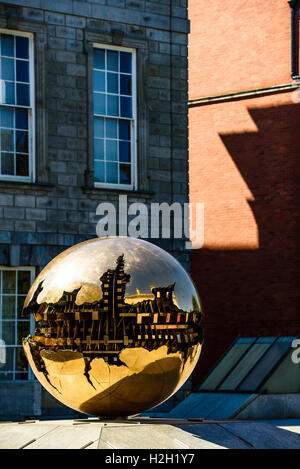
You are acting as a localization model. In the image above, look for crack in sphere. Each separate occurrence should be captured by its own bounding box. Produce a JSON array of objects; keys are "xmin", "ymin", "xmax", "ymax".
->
[{"xmin": 22, "ymin": 237, "xmax": 203, "ymax": 417}]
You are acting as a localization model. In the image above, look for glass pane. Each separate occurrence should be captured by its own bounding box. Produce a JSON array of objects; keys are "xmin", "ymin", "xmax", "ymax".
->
[
  {"xmin": 107, "ymin": 72, "xmax": 118, "ymax": 94},
  {"xmin": 120, "ymin": 74, "xmax": 131, "ymax": 95},
  {"xmin": 94, "ymin": 160, "xmax": 104, "ymax": 183},
  {"xmin": 2, "ymin": 296, "xmax": 15, "ymax": 320},
  {"xmin": 17, "ymin": 83, "xmax": 30, "ymax": 106},
  {"xmin": 1, "ymin": 322, "xmax": 15, "ymax": 345},
  {"xmin": 107, "ymin": 50, "xmax": 118, "ymax": 72},
  {"xmin": 0, "ymin": 372, "xmax": 13, "ymax": 380},
  {"xmin": 1, "ymin": 152, "xmax": 14, "ymax": 175},
  {"xmin": 1, "ymin": 34, "xmax": 14, "ymax": 57},
  {"xmin": 106, "ymin": 118, "xmax": 118, "ymax": 138},
  {"xmin": 16, "ymin": 60, "xmax": 29, "ymax": 83},
  {"xmin": 94, "ymin": 117, "xmax": 104, "ymax": 138},
  {"xmin": 15, "ymin": 130, "xmax": 28, "ymax": 153},
  {"xmin": 2, "ymin": 81, "xmax": 15, "ymax": 105},
  {"xmin": 93, "ymin": 48, "xmax": 105, "ymax": 69},
  {"xmin": 93, "ymin": 70, "xmax": 105, "ymax": 92},
  {"xmin": 16, "ymin": 36, "xmax": 29, "ymax": 59},
  {"xmin": 106, "ymin": 162, "xmax": 118, "ymax": 184},
  {"xmin": 17, "ymin": 322, "xmax": 30, "ymax": 345},
  {"xmin": 106, "ymin": 139, "xmax": 118, "ymax": 161},
  {"xmin": 2, "ymin": 270, "xmax": 16, "ymax": 294},
  {"xmin": 0, "ymin": 107, "xmax": 14, "ymax": 127},
  {"xmin": 94, "ymin": 139, "xmax": 104, "ymax": 159},
  {"xmin": 16, "ymin": 108, "xmax": 28, "ymax": 130},
  {"xmin": 17, "ymin": 296, "xmax": 26, "ymax": 318},
  {"xmin": 16, "ymin": 347, "xmax": 28, "ymax": 371},
  {"xmin": 1, "ymin": 129, "xmax": 14, "ymax": 151},
  {"xmin": 15, "ymin": 372, "xmax": 28, "ymax": 381},
  {"xmin": 94, "ymin": 93, "xmax": 106, "ymax": 115},
  {"xmin": 16, "ymin": 154, "xmax": 29, "ymax": 176},
  {"xmin": 119, "ymin": 120, "xmax": 130, "ymax": 140},
  {"xmin": 120, "ymin": 96, "xmax": 132, "ymax": 118},
  {"xmin": 119, "ymin": 164, "xmax": 131, "ymax": 184},
  {"xmin": 0, "ymin": 347, "xmax": 13, "ymax": 371},
  {"xmin": 120, "ymin": 52, "xmax": 132, "ymax": 73},
  {"xmin": 119, "ymin": 141, "xmax": 130, "ymax": 162},
  {"xmin": 1, "ymin": 58, "xmax": 14, "ymax": 81},
  {"xmin": 107, "ymin": 94, "xmax": 118, "ymax": 116},
  {"xmin": 17, "ymin": 270, "xmax": 31, "ymax": 294}
]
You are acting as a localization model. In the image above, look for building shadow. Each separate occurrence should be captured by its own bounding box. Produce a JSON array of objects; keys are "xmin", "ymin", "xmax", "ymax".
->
[{"xmin": 191, "ymin": 101, "xmax": 300, "ymax": 387}]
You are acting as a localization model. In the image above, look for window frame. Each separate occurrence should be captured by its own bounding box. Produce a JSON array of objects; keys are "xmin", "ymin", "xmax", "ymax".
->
[
  {"xmin": 0, "ymin": 266, "xmax": 35, "ymax": 382},
  {"xmin": 92, "ymin": 42, "xmax": 137, "ymax": 191},
  {"xmin": 0, "ymin": 28, "xmax": 35, "ymax": 183}
]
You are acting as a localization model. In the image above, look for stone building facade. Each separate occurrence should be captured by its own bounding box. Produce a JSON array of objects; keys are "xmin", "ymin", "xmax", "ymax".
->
[
  {"xmin": 188, "ymin": 0, "xmax": 300, "ymax": 386},
  {"xmin": 0, "ymin": 0, "xmax": 190, "ymax": 418}
]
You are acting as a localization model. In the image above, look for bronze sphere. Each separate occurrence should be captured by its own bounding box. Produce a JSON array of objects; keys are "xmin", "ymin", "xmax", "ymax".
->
[{"xmin": 23, "ymin": 237, "xmax": 203, "ymax": 417}]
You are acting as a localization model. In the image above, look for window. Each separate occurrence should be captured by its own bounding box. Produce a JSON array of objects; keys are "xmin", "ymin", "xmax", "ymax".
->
[
  {"xmin": 0, "ymin": 267, "xmax": 35, "ymax": 381},
  {"xmin": 93, "ymin": 44, "xmax": 136, "ymax": 189},
  {"xmin": 0, "ymin": 30, "xmax": 34, "ymax": 181}
]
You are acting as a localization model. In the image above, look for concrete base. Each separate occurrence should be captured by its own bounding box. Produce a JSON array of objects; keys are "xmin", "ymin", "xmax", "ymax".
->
[{"xmin": 0, "ymin": 417, "xmax": 300, "ymax": 449}]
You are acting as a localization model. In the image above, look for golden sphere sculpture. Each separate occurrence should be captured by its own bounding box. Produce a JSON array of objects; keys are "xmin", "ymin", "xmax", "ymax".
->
[{"xmin": 23, "ymin": 237, "xmax": 203, "ymax": 417}]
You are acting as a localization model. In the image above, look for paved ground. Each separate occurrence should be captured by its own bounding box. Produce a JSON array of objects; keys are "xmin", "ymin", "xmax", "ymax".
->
[{"xmin": 0, "ymin": 417, "xmax": 300, "ymax": 449}]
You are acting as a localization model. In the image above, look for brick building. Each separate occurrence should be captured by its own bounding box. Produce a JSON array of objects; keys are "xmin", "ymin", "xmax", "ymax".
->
[
  {"xmin": 189, "ymin": 0, "xmax": 300, "ymax": 386},
  {"xmin": 0, "ymin": 0, "xmax": 190, "ymax": 418}
]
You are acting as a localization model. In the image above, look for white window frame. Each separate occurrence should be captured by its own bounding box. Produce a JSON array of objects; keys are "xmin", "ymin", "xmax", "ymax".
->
[
  {"xmin": 93, "ymin": 43, "xmax": 137, "ymax": 190},
  {"xmin": 0, "ymin": 266, "xmax": 35, "ymax": 381},
  {"xmin": 0, "ymin": 28, "xmax": 35, "ymax": 183}
]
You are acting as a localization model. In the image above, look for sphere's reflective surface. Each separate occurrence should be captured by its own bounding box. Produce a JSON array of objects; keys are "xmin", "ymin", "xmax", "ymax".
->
[{"xmin": 23, "ymin": 237, "xmax": 203, "ymax": 416}]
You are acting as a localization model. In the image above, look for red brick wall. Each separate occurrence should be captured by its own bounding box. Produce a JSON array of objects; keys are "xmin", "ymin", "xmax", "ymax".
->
[{"xmin": 188, "ymin": 0, "xmax": 300, "ymax": 387}]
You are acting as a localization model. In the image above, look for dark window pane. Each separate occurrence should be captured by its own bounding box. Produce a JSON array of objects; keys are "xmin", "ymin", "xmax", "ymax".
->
[
  {"xmin": 15, "ymin": 130, "xmax": 28, "ymax": 153},
  {"xmin": 2, "ymin": 296, "xmax": 16, "ymax": 320},
  {"xmin": 15, "ymin": 372, "xmax": 28, "ymax": 381},
  {"xmin": 119, "ymin": 141, "xmax": 131, "ymax": 162},
  {"xmin": 0, "ymin": 347, "xmax": 13, "ymax": 372},
  {"xmin": 17, "ymin": 83, "xmax": 30, "ymax": 106},
  {"xmin": 93, "ymin": 48, "xmax": 105, "ymax": 69},
  {"xmin": 94, "ymin": 93, "xmax": 106, "ymax": 115},
  {"xmin": 17, "ymin": 296, "xmax": 26, "ymax": 318},
  {"xmin": 1, "ymin": 58, "xmax": 14, "ymax": 81},
  {"xmin": 15, "ymin": 109, "xmax": 28, "ymax": 130},
  {"xmin": 120, "ymin": 74, "xmax": 132, "ymax": 95},
  {"xmin": 120, "ymin": 163, "xmax": 131, "ymax": 184},
  {"xmin": 94, "ymin": 160, "xmax": 105, "ymax": 183},
  {"xmin": 93, "ymin": 70, "xmax": 105, "ymax": 92},
  {"xmin": 1, "ymin": 129, "xmax": 14, "ymax": 152},
  {"xmin": 1, "ymin": 153, "xmax": 14, "ymax": 175},
  {"xmin": 94, "ymin": 117, "xmax": 104, "ymax": 138},
  {"xmin": 106, "ymin": 162, "xmax": 118, "ymax": 184},
  {"xmin": 107, "ymin": 94, "xmax": 119, "ymax": 116},
  {"xmin": 94, "ymin": 139, "xmax": 104, "ymax": 159},
  {"xmin": 1, "ymin": 322, "xmax": 15, "ymax": 345},
  {"xmin": 17, "ymin": 322, "xmax": 30, "ymax": 345},
  {"xmin": 119, "ymin": 120, "xmax": 130, "ymax": 140},
  {"xmin": 106, "ymin": 118, "xmax": 118, "ymax": 138},
  {"xmin": 120, "ymin": 97, "xmax": 132, "ymax": 118},
  {"xmin": 18, "ymin": 270, "xmax": 31, "ymax": 294},
  {"xmin": 106, "ymin": 139, "xmax": 118, "ymax": 161},
  {"xmin": 16, "ymin": 60, "xmax": 29, "ymax": 83},
  {"xmin": 0, "ymin": 107, "xmax": 14, "ymax": 128},
  {"xmin": 107, "ymin": 50, "xmax": 118, "ymax": 71},
  {"xmin": 120, "ymin": 52, "xmax": 132, "ymax": 73},
  {"xmin": 1, "ymin": 34, "xmax": 14, "ymax": 57},
  {"xmin": 16, "ymin": 36, "xmax": 29, "ymax": 59},
  {"xmin": 16, "ymin": 347, "xmax": 28, "ymax": 371},
  {"xmin": 107, "ymin": 72, "xmax": 118, "ymax": 94},
  {"xmin": 16, "ymin": 154, "xmax": 29, "ymax": 176},
  {"xmin": 2, "ymin": 82, "xmax": 15, "ymax": 105},
  {"xmin": 0, "ymin": 372, "xmax": 13, "ymax": 380},
  {"xmin": 2, "ymin": 270, "xmax": 16, "ymax": 294}
]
